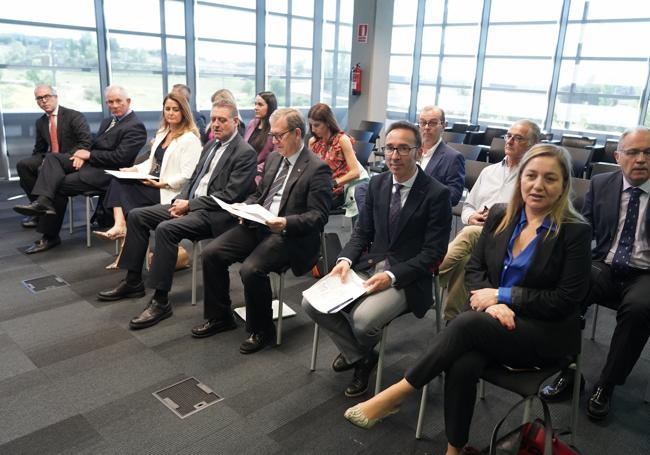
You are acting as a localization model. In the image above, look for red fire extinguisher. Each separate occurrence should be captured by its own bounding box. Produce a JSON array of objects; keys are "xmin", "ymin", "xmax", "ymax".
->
[{"xmin": 351, "ymin": 63, "xmax": 362, "ymax": 96}]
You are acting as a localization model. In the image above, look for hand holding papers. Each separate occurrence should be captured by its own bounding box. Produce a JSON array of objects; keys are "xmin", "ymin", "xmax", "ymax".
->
[
  {"xmin": 302, "ymin": 268, "xmax": 367, "ymax": 313},
  {"xmin": 105, "ymin": 170, "xmax": 159, "ymax": 180},
  {"xmin": 212, "ymin": 196, "xmax": 275, "ymax": 225}
]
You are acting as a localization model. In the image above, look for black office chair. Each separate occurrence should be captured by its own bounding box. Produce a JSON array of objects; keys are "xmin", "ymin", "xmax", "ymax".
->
[
  {"xmin": 353, "ymin": 141, "xmax": 375, "ymax": 168},
  {"xmin": 560, "ymin": 134, "xmax": 597, "ymax": 149},
  {"xmin": 488, "ymin": 137, "xmax": 506, "ymax": 163},
  {"xmin": 442, "ymin": 131, "xmax": 466, "ymax": 144},
  {"xmin": 467, "ymin": 126, "xmax": 507, "ymax": 147},
  {"xmin": 348, "ymin": 129, "xmax": 373, "ymax": 143},
  {"xmin": 448, "ymin": 143, "xmax": 483, "ymax": 162},
  {"xmin": 446, "ymin": 122, "xmax": 480, "ymax": 133},
  {"xmin": 588, "ymin": 162, "xmax": 620, "ymax": 179},
  {"xmin": 564, "ymin": 146, "xmax": 594, "ymax": 178},
  {"xmin": 358, "ymin": 120, "xmax": 384, "ymax": 144},
  {"xmin": 570, "ymin": 177, "xmax": 590, "ymax": 213}
]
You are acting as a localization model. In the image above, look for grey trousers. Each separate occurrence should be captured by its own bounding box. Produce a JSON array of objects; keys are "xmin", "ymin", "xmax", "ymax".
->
[{"xmin": 302, "ymin": 273, "xmax": 408, "ymax": 364}]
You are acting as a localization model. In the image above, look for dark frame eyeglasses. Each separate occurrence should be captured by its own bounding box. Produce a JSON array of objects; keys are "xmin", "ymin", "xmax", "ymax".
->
[
  {"xmin": 504, "ymin": 132, "xmax": 528, "ymax": 144},
  {"xmin": 418, "ymin": 120, "xmax": 443, "ymax": 128},
  {"xmin": 268, "ymin": 129, "xmax": 294, "ymax": 141},
  {"xmin": 35, "ymin": 94, "xmax": 55, "ymax": 102},
  {"xmin": 380, "ymin": 145, "xmax": 418, "ymax": 156}
]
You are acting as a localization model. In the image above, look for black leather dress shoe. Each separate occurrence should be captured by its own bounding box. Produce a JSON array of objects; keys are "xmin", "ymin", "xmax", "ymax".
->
[
  {"xmin": 14, "ymin": 200, "xmax": 56, "ymax": 217},
  {"xmin": 540, "ymin": 370, "xmax": 585, "ymax": 402},
  {"xmin": 21, "ymin": 216, "xmax": 38, "ymax": 228},
  {"xmin": 97, "ymin": 280, "xmax": 145, "ymax": 301},
  {"xmin": 191, "ymin": 317, "xmax": 237, "ymax": 338},
  {"xmin": 332, "ymin": 353, "xmax": 355, "ymax": 372},
  {"xmin": 239, "ymin": 327, "xmax": 276, "ymax": 354},
  {"xmin": 24, "ymin": 236, "xmax": 61, "ymax": 254},
  {"xmin": 345, "ymin": 351, "xmax": 379, "ymax": 397},
  {"xmin": 129, "ymin": 298, "xmax": 172, "ymax": 330},
  {"xmin": 587, "ymin": 385, "xmax": 613, "ymax": 420}
]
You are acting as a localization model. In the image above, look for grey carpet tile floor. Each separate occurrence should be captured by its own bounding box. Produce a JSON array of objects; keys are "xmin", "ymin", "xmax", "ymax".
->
[{"xmin": 0, "ymin": 180, "xmax": 648, "ymax": 454}]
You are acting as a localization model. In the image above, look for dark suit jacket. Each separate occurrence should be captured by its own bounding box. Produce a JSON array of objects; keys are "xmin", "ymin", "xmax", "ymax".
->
[
  {"xmin": 583, "ymin": 170, "xmax": 650, "ymax": 260},
  {"xmin": 247, "ymin": 147, "xmax": 332, "ymax": 276},
  {"xmin": 33, "ymin": 105, "xmax": 92, "ymax": 155},
  {"xmin": 82, "ymin": 111, "xmax": 147, "ymax": 188},
  {"xmin": 423, "ymin": 141, "xmax": 465, "ymax": 206},
  {"xmin": 465, "ymin": 203, "xmax": 592, "ymax": 357},
  {"xmin": 341, "ymin": 168, "xmax": 451, "ymax": 318},
  {"xmin": 177, "ymin": 134, "xmax": 257, "ymax": 236}
]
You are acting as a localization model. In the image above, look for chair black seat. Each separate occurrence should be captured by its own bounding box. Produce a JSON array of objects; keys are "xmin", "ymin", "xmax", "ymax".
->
[{"xmin": 481, "ymin": 364, "xmax": 562, "ymax": 397}]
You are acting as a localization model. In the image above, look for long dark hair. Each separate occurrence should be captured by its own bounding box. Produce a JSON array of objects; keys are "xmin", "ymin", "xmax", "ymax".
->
[
  {"xmin": 249, "ymin": 91, "xmax": 277, "ymax": 152},
  {"xmin": 308, "ymin": 102, "xmax": 341, "ymax": 142},
  {"xmin": 159, "ymin": 92, "xmax": 199, "ymax": 139}
]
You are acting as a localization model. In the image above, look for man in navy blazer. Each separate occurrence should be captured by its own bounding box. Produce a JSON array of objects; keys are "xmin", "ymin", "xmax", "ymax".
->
[
  {"xmin": 14, "ymin": 85, "xmax": 147, "ymax": 254},
  {"xmin": 542, "ymin": 127, "xmax": 650, "ymax": 420},
  {"xmin": 16, "ymin": 85, "xmax": 92, "ymax": 228},
  {"xmin": 303, "ymin": 121, "xmax": 451, "ymax": 397}
]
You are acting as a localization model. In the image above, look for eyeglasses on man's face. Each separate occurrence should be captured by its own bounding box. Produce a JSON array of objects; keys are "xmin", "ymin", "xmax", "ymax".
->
[
  {"xmin": 418, "ymin": 120, "xmax": 443, "ymax": 128},
  {"xmin": 504, "ymin": 132, "xmax": 529, "ymax": 144},
  {"xmin": 380, "ymin": 145, "xmax": 418, "ymax": 156},
  {"xmin": 268, "ymin": 129, "xmax": 294, "ymax": 142},
  {"xmin": 619, "ymin": 148, "xmax": 650, "ymax": 158},
  {"xmin": 35, "ymin": 94, "xmax": 55, "ymax": 102}
]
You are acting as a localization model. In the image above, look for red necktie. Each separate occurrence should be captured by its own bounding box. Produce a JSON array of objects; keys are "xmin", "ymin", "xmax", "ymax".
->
[{"xmin": 49, "ymin": 114, "xmax": 59, "ymax": 153}]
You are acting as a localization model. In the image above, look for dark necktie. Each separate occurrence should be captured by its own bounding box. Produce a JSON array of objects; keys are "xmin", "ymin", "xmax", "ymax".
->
[
  {"xmin": 188, "ymin": 142, "xmax": 220, "ymax": 198},
  {"xmin": 611, "ymin": 187, "xmax": 642, "ymax": 276},
  {"xmin": 262, "ymin": 158, "xmax": 291, "ymax": 210},
  {"xmin": 388, "ymin": 183, "xmax": 404, "ymax": 241}
]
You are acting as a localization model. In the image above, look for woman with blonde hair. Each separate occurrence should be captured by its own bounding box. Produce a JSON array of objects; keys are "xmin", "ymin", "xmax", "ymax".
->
[
  {"xmin": 94, "ymin": 92, "xmax": 201, "ymax": 268},
  {"xmin": 343, "ymin": 144, "xmax": 591, "ymax": 454}
]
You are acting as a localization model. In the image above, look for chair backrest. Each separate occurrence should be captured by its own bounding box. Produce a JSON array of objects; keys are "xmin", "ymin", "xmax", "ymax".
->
[
  {"xmin": 448, "ymin": 122, "xmax": 479, "ymax": 133},
  {"xmin": 488, "ymin": 137, "xmax": 506, "ymax": 163},
  {"xmin": 348, "ymin": 129, "xmax": 373, "ymax": 143},
  {"xmin": 603, "ymin": 139, "xmax": 619, "ymax": 163},
  {"xmin": 589, "ymin": 161, "xmax": 620, "ymax": 179},
  {"xmin": 564, "ymin": 146, "xmax": 594, "ymax": 177},
  {"xmin": 560, "ymin": 134, "xmax": 597, "ymax": 148},
  {"xmin": 570, "ymin": 177, "xmax": 590, "ymax": 213},
  {"xmin": 465, "ymin": 159, "xmax": 491, "ymax": 192},
  {"xmin": 540, "ymin": 131, "xmax": 554, "ymax": 142},
  {"xmin": 442, "ymin": 131, "xmax": 466, "ymax": 144},
  {"xmin": 481, "ymin": 126, "xmax": 507, "ymax": 146},
  {"xmin": 358, "ymin": 120, "xmax": 384, "ymax": 143},
  {"xmin": 448, "ymin": 143, "xmax": 482, "ymax": 161},
  {"xmin": 353, "ymin": 141, "xmax": 375, "ymax": 167}
]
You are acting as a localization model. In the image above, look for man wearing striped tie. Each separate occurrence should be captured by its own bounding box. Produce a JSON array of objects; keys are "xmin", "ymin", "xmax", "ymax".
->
[
  {"xmin": 192, "ymin": 108, "xmax": 332, "ymax": 354},
  {"xmin": 14, "ymin": 85, "xmax": 147, "ymax": 253}
]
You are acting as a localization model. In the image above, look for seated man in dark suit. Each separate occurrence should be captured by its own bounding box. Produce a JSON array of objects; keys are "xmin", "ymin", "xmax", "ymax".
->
[
  {"xmin": 542, "ymin": 126, "xmax": 650, "ymax": 421},
  {"xmin": 16, "ymin": 84, "xmax": 92, "ymax": 228},
  {"xmin": 191, "ymin": 108, "xmax": 332, "ymax": 354},
  {"xmin": 13, "ymin": 85, "xmax": 147, "ymax": 253},
  {"xmin": 97, "ymin": 100, "xmax": 257, "ymax": 330},
  {"xmin": 354, "ymin": 105, "xmax": 465, "ymax": 210},
  {"xmin": 303, "ymin": 121, "xmax": 452, "ymax": 397}
]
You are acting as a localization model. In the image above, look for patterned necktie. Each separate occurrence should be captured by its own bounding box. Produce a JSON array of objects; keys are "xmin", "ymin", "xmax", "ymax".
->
[
  {"xmin": 188, "ymin": 142, "xmax": 220, "ymax": 198},
  {"xmin": 104, "ymin": 116, "xmax": 117, "ymax": 134},
  {"xmin": 49, "ymin": 114, "xmax": 59, "ymax": 153},
  {"xmin": 388, "ymin": 183, "xmax": 404, "ymax": 241},
  {"xmin": 262, "ymin": 158, "xmax": 291, "ymax": 210},
  {"xmin": 611, "ymin": 187, "xmax": 642, "ymax": 276}
]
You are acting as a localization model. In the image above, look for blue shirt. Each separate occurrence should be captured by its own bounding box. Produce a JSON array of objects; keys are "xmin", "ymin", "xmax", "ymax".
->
[{"xmin": 498, "ymin": 210, "xmax": 555, "ymax": 305}]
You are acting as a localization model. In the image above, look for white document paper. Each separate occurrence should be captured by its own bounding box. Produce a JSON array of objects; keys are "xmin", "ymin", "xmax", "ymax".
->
[
  {"xmin": 302, "ymin": 270, "xmax": 367, "ymax": 313},
  {"xmin": 105, "ymin": 170, "xmax": 159, "ymax": 180},
  {"xmin": 212, "ymin": 196, "xmax": 275, "ymax": 225}
]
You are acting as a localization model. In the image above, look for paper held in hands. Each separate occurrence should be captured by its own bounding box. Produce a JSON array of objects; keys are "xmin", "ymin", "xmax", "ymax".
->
[
  {"xmin": 105, "ymin": 170, "xmax": 159, "ymax": 180},
  {"xmin": 211, "ymin": 196, "xmax": 275, "ymax": 225},
  {"xmin": 302, "ymin": 270, "xmax": 367, "ymax": 313}
]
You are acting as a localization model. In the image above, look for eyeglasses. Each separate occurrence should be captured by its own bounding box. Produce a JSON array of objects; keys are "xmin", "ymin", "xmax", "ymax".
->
[
  {"xmin": 268, "ymin": 129, "xmax": 294, "ymax": 141},
  {"xmin": 504, "ymin": 132, "xmax": 529, "ymax": 144},
  {"xmin": 418, "ymin": 120, "xmax": 443, "ymax": 128},
  {"xmin": 380, "ymin": 145, "xmax": 418, "ymax": 156},
  {"xmin": 619, "ymin": 148, "xmax": 650, "ymax": 158},
  {"xmin": 35, "ymin": 94, "xmax": 55, "ymax": 102}
]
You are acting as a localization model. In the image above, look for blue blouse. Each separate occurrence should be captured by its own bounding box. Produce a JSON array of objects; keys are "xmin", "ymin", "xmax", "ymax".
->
[{"xmin": 498, "ymin": 210, "xmax": 555, "ymax": 305}]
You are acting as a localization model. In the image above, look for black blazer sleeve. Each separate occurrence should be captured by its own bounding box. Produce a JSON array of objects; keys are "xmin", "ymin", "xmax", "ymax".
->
[
  {"xmin": 32, "ymin": 115, "xmax": 49, "ymax": 155},
  {"xmin": 284, "ymin": 159, "xmax": 332, "ymax": 236},
  {"xmin": 466, "ymin": 204, "xmax": 592, "ymax": 321},
  {"xmin": 61, "ymin": 106, "xmax": 92, "ymax": 153},
  {"xmin": 88, "ymin": 113, "xmax": 147, "ymax": 168},
  {"xmin": 447, "ymin": 151, "xmax": 465, "ymax": 207}
]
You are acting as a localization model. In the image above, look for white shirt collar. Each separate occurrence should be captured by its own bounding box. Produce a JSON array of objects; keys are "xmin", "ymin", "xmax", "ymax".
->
[
  {"xmin": 421, "ymin": 137, "xmax": 442, "ymax": 159},
  {"xmin": 392, "ymin": 167, "xmax": 419, "ymax": 189},
  {"xmin": 622, "ymin": 175, "xmax": 650, "ymax": 194}
]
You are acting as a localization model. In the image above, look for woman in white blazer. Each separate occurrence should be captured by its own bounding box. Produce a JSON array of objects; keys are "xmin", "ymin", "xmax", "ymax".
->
[{"xmin": 94, "ymin": 92, "xmax": 201, "ymax": 267}]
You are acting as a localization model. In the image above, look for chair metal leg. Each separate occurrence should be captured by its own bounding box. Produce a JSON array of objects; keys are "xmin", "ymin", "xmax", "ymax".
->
[
  {"xmin": 415, "ymin": 384, "xmax": 429, "ymax": 439},
  {"xmin": 276, "ymin": 272, "xmax": 285, "ymax": 345},
  {"xmin": 590, "ymin": 304, "xmax": 599, "ymax": 340},
  {"xmin": 191, "ymin": 241, "xmax": 200, "ymax": 306},
  {"xmin": 374, "ymin": 325, "xmax": 388, "ymax": 395},
  {"xmin": 68, "ymin": 196, "xmax": 74, "ymax": 234},
  {"xmin": 85, "ymin": 196, "xmax": 92, "ymax": 247},
  {"xmin": 310, "ymin": 323, "xmax": 320, "ymax": 371}
]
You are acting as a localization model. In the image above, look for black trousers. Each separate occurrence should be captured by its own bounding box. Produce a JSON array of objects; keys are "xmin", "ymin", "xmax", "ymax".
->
[
  {"xmin": 589, "ymin": 261, "xmax": 650, "ymax": 386},
  {"xmin": 16, "ymin": 154, "xmax": 45, "ymax": 202},
  {"xmin": 104, "ymin": 178, "xmax": 159, "ymax": 214},
  {"xmin": 201, "ymin": 223, "xmax": 290, "ymax": 333},
  {"xmin": 31, "ymin": 153, "xmax": 102, "ymax": 238},
  {"xmin": 404, "ymin": 311, "xmax": 561, "ymax": 448},
  {"xmin": 118, "ymin": 204, "xmax": 235, "ymax": 292}
]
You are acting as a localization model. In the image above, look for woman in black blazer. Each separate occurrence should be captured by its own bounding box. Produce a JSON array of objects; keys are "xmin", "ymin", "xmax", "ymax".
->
[{"xmin": 343, "ymin": 144, "xmax": 592, "ymax": 455}]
